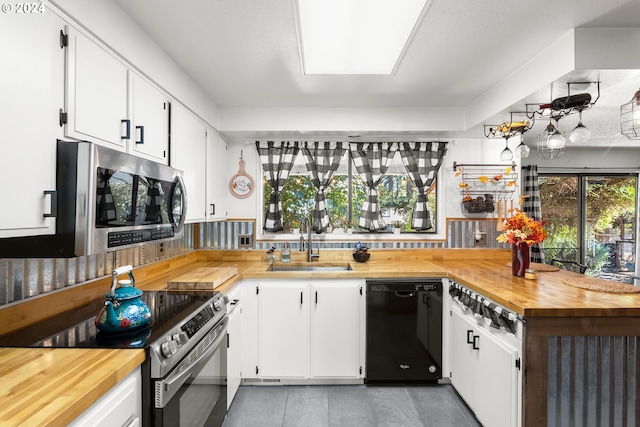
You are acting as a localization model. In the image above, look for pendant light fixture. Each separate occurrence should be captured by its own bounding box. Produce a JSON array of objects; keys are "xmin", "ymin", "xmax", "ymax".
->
[
  {"xmin": 620, "ymin": 88, "xmax": 640, "ymax": 140},
  {"xmin": 569, "ymin": 110, "xmax": 590, "ymax": 143},
  {"xmin": 537, "ymin": 120, "xmax": 565, "ymax": 159}
]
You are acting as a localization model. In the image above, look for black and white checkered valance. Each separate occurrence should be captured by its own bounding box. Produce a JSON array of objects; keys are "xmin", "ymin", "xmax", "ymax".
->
[
  {"xmin": 350, "ymin": 142, "xmax": 398, "ymax": 231},
  {"xmin": 256, "ymin": 141, "xmax": 300, "ymax": 232},
  {"xmin": 398, "ymin": 142, "xmax": 448, "ymax": 231},
  {"xmin": 302, "ymin": 141, "xmax": 347, "ymax": 233}
]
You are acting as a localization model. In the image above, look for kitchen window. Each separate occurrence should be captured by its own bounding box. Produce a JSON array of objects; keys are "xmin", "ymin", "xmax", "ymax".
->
[{"xmin": 260, "ymin": 145, "xmax": 440, "ymax": 235}]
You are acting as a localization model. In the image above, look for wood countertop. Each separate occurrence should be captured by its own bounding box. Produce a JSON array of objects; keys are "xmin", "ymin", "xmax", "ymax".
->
[
  {"xmin": 0, "ymin": 347, "xmax": 145, "ymax": 426},
  {"xmin": 2, "ymin": 248, "xmax": 639, "ymax": 425}
]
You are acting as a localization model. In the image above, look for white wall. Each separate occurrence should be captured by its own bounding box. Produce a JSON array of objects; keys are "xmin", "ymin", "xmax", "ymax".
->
[
  {"xmin": 522, "ymin": 146, "xmax": 640, "ymax": 170},
  {"xmin": 226, "ymin": 142, "xmax": 260, "ymax": 220},
  {"xmin": 50, "ymin": 0, "xmax": 219, "ymax": 127}
]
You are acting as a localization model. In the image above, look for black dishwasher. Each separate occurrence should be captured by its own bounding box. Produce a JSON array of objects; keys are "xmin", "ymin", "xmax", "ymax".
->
[{"xmin": 366, "ymin": 279, "xmax": 443, "ymax": 383}]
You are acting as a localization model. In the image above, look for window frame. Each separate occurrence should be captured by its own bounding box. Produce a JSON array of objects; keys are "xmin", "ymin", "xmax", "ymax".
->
[{"xmin": 255, "ymin": 148, "xmax": 447, "ymax": 242}]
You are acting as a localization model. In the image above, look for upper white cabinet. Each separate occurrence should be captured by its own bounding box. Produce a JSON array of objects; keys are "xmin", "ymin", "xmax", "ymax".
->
[
  {"xmin": 205, "ymin": 128, "xmax": 228, "ymax": 221},
  {"xmin": 64, "ymin": 28, "xmax": 169, "ymax": 163},
  {"xmin": 65, "ymin": 27, "xmax": 128, "ymax": 151},
  {"xmin": 171, "ymin": 104, "xmax": 206, "ymax": 223},
  {"xmin": 0, "ymin": 10, "xmax": 65, "ymax": 238},
  {"xmin": 129, "ymin": 73, "xmax": 169, "ymax": 163}
]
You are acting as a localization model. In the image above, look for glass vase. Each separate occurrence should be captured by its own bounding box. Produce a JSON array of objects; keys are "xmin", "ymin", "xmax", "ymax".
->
[{"xmin": 511, "ymin": 243, "xmax": 530, "ymax": 277}]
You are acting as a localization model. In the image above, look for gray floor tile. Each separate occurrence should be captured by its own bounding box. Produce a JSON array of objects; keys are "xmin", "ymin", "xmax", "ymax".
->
[
  {"xmin": 224, "ymin": 384, "xmax": 482, "ymax": 427},
  {"xmin": 407, "ymin": 385, "xmax": 482, "ymax": 427},
  {"xmin": 282, "ymin": 386, "xmax": 330, "ymax": 427},
  {"xmin": 328, "ymin": 385, "xmax": 378, "ymax": 427},
  {"xmin": 367, "ymin": 386, "xmax": 423, "ymax": 427},
  {"xmin": 224, "ymin": 386, "xmax": 288, "ymax": 427}
]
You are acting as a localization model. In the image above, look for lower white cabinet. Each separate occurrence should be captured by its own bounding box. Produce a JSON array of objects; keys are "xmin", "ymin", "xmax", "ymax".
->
[
  {"xmin": 242, "ymin": 279, "xmax": 364, "ymax": 380},
  {"xmin": 69, "ymin": 368, "xmax": 141, "ymax": 427},
  {"xmin": 449, "ymin": 306, "xmax": 520, "ymax": 427},
  {"xmin": 226, "ymin": 287, "xmax": 242, "ymax": 408}
]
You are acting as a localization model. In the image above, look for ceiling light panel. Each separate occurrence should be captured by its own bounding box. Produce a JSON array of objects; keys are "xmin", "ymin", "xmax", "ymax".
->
[{"xmin": 296, "ymin": 0, "xmax": 430, "ymax": 75}]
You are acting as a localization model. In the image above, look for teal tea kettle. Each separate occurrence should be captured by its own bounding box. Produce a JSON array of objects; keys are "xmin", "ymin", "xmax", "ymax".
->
[{"xmin": 95, "ymin": 265, "xmax": 152, "ymax": 334}]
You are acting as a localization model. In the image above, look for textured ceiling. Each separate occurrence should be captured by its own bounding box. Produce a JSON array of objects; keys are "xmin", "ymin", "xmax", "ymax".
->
[{"xmin": 114, "ymin": 0, "xmax": 640, "ymax": 145}]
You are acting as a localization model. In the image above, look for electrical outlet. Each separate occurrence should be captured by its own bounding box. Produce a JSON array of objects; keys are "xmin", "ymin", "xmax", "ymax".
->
[
  {"xmin": 474, "ymin": 234, "xmax": 487, "ymax": 248},
  {"xmin": 238, "ymin": 234, "xmax": 253, "ymax": 249}
]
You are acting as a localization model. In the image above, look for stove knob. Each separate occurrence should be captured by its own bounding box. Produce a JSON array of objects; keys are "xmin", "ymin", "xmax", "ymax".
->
[
  {"xmin": 161, "ymin": 340, "xmax": 178, "ymax": 358},
  {"xmin": 174, "ymin": 332, "xmax": 189, "ymax": 347},
  {"xmin": 213, "ymin": 301, "xmax": 222, "ymax": 312}
]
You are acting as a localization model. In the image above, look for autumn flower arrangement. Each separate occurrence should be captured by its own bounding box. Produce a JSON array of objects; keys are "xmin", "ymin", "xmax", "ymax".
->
[{"xmin": 497, "ymin": 209, "xmax": 548, "ymax": 246}]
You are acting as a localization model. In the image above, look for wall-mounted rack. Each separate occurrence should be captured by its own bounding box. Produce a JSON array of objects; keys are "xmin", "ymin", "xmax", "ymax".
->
[{"xmin": 454, "ymin": 162, "xmax": 518, "ymax": 214}]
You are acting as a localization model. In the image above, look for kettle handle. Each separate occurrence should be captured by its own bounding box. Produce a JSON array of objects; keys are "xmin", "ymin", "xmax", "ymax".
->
[{"xmin": 110, "ymin": 265, "xmax": 135, "ymax": 298}]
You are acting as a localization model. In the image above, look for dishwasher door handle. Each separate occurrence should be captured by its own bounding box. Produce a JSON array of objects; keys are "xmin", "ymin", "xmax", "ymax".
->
[{"xmin": 394, "ymin": 291, "xmax": 415, "ymax": 298}]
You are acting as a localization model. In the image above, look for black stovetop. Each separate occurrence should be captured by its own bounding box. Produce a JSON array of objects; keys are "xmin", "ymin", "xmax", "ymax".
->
[{"xmin": 0, "ymin": 290, "xmax": 218, "ymax": 349}]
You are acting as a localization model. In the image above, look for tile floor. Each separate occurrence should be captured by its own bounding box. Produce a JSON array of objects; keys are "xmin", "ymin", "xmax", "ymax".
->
[{"xmin": 223, "ymin": 384, "xmax": 482, "ymax": 427}]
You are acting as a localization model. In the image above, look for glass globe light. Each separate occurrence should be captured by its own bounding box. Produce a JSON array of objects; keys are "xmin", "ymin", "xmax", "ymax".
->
[{"xmin": 547, "ymin": 128, "xmax": 566, "ymax": 149}]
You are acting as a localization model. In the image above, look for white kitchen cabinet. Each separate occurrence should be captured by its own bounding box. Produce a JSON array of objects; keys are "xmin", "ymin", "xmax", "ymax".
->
[
  {"xmin": 310, "ymin": 280, "xmax": 362, "ymax": 378},
  {"xmin": 69, "ymin": 368, "xmax": 141, "ymax": 427},
  {"xmin": 129, "ymin": 73, "xmax": 169, "ymax": 163},
  {"xmin": 449, "ymin": 306, "xmax": 520, "ymax": 427},
  {"xmin": 171, "ymin": 104, "xmax": 206, "ymax": 223},
  {"xmin": 65, "ymin": 29, "xmax": 169, "ymax": 164},
  {"xmin": 65, "ymin": 27, "xmax": 128, "ymax": 151},
  {"xmin": 0, "ymin": 10, "xmax": 65, "ymax": 238},
  {"xmin": 205, "ymin": 128, "xmax": 228, "ymax": 221},
  {"xmin": 258, "ymin": 281, "xmax": 309, "ymax": 378},
  {"xmin": 226, "ymin": 287, "xmax": 242, "ymax": 409}
]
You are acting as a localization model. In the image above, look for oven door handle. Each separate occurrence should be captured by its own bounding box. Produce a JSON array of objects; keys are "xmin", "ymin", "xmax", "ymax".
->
[{"xmin": 156, "ymin": 317, "xmax": 228, "ymax": 408}]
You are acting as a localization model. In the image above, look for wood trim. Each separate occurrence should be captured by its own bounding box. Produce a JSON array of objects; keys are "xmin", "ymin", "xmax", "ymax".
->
[
  {"xmin": 524, "ymin": 316, "xmax": 640, "ymax": 337},
  {"xmin": 522, "ymin": 332, "xmax": 548, "ymax": 427}
]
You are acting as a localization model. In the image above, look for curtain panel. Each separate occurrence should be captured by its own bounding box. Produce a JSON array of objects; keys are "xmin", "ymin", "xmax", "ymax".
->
[
  {"xmin": 522, "ymin": 165, "xmax": 545, "ymax": 263},
  {"xmin": 398, "ymin": 142, "xmax": 448, "ymax": 231},
  {"xmin": 350, "ymin": 142, "xmax": 398, "ymax": 231},
  {"xmin": 256, "ymin": 141, "xmax": 299, "ymax": 232},
  {"xmin": 302, "ymin": 141, "xmax": 347, "ymax": 232}
]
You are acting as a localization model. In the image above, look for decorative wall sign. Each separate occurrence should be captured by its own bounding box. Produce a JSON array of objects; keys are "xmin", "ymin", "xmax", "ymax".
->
[{"xmin": 229, "ymin": 151, "xmax": 254, "ymax": 199}]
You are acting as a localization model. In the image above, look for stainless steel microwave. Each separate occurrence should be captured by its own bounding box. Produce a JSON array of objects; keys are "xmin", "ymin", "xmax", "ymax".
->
[{"xmin": 0, "ymin": 140, "xmax": 187, "ymax": 258}]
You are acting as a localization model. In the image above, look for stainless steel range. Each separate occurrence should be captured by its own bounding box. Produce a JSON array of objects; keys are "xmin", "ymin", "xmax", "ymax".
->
[{"xmin": 0, "ymin": 288, "xmax": 229, "ymax": 427}]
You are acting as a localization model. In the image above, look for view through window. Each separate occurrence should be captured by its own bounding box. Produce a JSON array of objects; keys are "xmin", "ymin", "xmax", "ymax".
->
[
  {"xmin": 262, "ymin": 150, "xmax": 437, "ymax": 234},
  {"xmin": 539, "ymin": 174, "xmax": 638, "ymax": 283}
]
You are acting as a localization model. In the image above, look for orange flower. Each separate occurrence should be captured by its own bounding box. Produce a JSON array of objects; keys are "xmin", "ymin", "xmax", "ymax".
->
[{"xmin": 497, "ymin": 209, "xmax": 548, "ymax": 246}]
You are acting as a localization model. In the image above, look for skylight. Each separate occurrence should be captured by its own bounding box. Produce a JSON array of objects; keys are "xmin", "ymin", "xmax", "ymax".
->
[{"xmin": 295, "ymin": 0, "xmax": 431, "ymax": 75}]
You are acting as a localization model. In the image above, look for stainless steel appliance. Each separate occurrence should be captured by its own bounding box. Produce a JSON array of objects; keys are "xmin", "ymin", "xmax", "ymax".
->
[
  {"xmin": 366, "ymin": 278, "xmax": 443, "ymax": 383},
  {"xmin": 0, "ymin": 289, "xmax": 228, "ymax": 427},
  {"xmin": 0, "ymin": 140, "xmax": 186, "ymax": 258}
]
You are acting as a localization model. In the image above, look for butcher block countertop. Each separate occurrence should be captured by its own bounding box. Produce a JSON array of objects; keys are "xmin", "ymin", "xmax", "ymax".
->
[
  {"xmin": 2, "ymin": 248, "xmax": 640, "ymax": 425},
  {"xmin": 0, "ymin": 347, "xmax": 145, "ymax": 426}
]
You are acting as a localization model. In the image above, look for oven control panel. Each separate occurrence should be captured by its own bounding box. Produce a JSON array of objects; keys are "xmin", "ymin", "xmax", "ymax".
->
[{"xmin": 182, "ymin": 304, "xmax": 216, "ymax": 338}]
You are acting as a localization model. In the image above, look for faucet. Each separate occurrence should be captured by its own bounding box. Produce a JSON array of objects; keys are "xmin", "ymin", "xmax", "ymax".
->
[{"xmin": 299, "ymin": 218, "xmax": 320, "ymax": 262}]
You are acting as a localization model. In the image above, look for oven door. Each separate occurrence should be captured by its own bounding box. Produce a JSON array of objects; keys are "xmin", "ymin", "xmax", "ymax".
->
[{"xmin": 153, "ymin": 317, "xmax": 228, "ymax": 427}]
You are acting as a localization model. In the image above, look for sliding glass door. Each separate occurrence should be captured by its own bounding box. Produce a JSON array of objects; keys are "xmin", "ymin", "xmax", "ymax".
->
[{"xmin": 539, "ymin": 173, "xmax": 638, "ymax": 283}]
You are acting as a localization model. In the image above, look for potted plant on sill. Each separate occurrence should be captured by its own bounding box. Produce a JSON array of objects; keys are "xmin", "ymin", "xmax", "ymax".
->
[{"xmin": 392, "ymin": 220, "xmax": 403, "ymax": 235}]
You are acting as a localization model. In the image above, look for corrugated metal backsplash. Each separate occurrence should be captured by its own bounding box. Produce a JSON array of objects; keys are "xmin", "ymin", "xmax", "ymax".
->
[
  {"xmin": 0, "ymin": 225, "xmax": 195, "ymax": 306},
  {"xmin": 0, "ymin": 219, "xmax": 502, "ymax": 307}
]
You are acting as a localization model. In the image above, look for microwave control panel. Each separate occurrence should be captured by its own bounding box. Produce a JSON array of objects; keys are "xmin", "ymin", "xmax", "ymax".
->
[{"xmin": 107, "ymin": 226, "xmax": 174, "ymax": 248}]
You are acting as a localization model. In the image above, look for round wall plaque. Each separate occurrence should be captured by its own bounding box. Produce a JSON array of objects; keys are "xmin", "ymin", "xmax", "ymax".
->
[{"xmin": 229, "ymin": 157, "xmax": 254, "ymax": 199}]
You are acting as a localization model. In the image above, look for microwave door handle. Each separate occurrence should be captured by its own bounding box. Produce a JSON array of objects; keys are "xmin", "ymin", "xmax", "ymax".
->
[
  {"xmin": 156, "ymin": 318, "xmax": 228, "ymax": 408},
  {"xmin": 173, "ymin": 175, "xmax": 187, "ymax": 233}
]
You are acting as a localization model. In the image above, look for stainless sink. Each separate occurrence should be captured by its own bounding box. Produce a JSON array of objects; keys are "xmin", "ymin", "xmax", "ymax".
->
[{"xmin": 266, "ymin": 263, "xmax": 353, "ymax": 272}]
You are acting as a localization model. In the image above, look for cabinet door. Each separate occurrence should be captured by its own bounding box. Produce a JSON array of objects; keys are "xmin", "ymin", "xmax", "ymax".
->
[
  {"xmin": 449, "ymin": 309, "xmax": 477, "ymax": 407},
  {"xmin": 171, "ymin": 104, "xmax": 206, "ymax": 223},
  {"xmin": 259, "ymin": 281, "xmax": 308, "ymax": 378},
  {"xmin": 205, "ymin": 129, "xmax": 228, "ymax": 221},
  {"xmin": 130, "ymin": 73, "xmax": 169, "ymax": 164},
  {"xmin": 310, "ymin": 281, "xmax": 362, "ymax": 378},
  {"xmin": 240, "ymin": 281, "xmax": 259, "ymax": 380},
  {"xmin": 474, "ymin": 327, "xmax": 519, "ymax": 427},
  {"xmin": 65, "ymin": 28, "xmax": 128, "ymax": 151},
  {"xmin": 0, "ymin": 11, "xmax": 65, "ymax": 237},
  {"xmin": 226, "ymin": 296, "xmax": 242, "ymax": 409}
]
